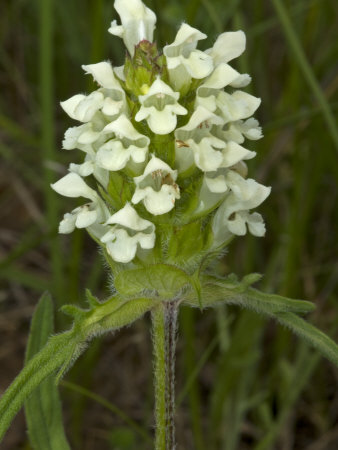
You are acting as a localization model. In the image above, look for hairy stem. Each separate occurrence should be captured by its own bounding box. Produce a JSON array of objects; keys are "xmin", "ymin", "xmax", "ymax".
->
[
  {"xmin": 152, "ymin": 301, "xmax": 179, "ymax": 450},
  {"xmin": 164, "ymin": 301, "xmax": 178, "ymax": 450},
  {"xmin": 152, "ymin": 305, "xmax": 166, "ymax": 450}
]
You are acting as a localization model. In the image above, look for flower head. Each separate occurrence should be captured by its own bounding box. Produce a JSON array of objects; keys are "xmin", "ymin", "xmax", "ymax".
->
[{"xmin": 53, "ymin": 0, "xmax": 270, "ymax": 265}]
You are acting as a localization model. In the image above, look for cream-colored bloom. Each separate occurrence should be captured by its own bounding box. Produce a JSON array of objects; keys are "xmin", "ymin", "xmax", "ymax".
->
[
  {"xmin": 82, "ymin": 62, "xmax": 124, "ymax": 91},
  {"xmin": 51, "ymin": 173, "xmax": 110, "ymax": 234},
  {"xmin": 164, "ymin": 23, "xmax": 213, "ymax": 90},
  {"xmin": 207, "ymin": 31, "xmax": 246, "ymax": 66},
  {"xmin": 101, "ymin": 203, "xmax": 155, "ymax": 263},
  {"xmin": 212, "ymin": 171, "xmax": 271, "ymax": 245},
  {"xmin": 216, "ymin": 90, "xmax": 261, "ymax": 124},
  {"xmin": 175, "ymin": 106, "xmax": 255, "ymax": 173},
  {"xmin": 60, "ymin": 92, "xmax": 105, "ymax": 123},
  {"xmin": 96, "ymin": 114, "xmax": 149, "ymax": 171},
  {"xmin": 108, "ymin": 0, "xmax": 156, "ymax": 55},
  {"xmin": 132, "ymin": 156, "xmax": 180, "ymax": 215},
  {"xmin": 135, "ymin": 78, "xmax": 187, "ymax": 135}
]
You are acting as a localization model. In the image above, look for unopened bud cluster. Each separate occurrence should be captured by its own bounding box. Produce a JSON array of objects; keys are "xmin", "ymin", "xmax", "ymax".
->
[{"xmin": 52, "ymin": 0, "xmax": 270, "ymax": 267}]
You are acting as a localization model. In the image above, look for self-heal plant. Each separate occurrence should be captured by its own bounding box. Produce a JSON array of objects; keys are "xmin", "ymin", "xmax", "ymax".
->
[{"xmin": 1, "ymin": 1, "xmax": 338, "ymax": 449}]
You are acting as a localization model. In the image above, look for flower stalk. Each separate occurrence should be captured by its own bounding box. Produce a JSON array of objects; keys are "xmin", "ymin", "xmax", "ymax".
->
[{"xmin": 152, "ymin": 301, "xmax": 179, "ymax": 450}]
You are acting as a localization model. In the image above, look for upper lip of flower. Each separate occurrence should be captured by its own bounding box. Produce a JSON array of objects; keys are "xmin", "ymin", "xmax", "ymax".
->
[{"xmin": 108, "ymin": 0, "xmax": 157, "ymax": 56}]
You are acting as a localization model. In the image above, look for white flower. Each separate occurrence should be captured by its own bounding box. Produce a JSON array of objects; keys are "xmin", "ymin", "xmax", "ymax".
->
[
  {"xmin": 62, "ymin": 123, "xmax": 101, "ymax": 150},
  {"xmin": 60, "ymin": 92, "xmax": 105, "ymax": 122},
  {"xmin": 51, "ymin": 172, "xmax": 110, "ymax": 234},
  {"xmin": 163, "ymin": 23, "xmax": 213, "ymax": 90},
  {"xmin": 51, "ymin": 172, "xmax": 98, "ymax": 200},
  {"xmin": 132, "ymin": 156, "xmax": 180, "ymax": 215},
  {"xmin": 108, "ymin": 0, "xmax": 156, "ymax": 56},
  {"xmin": 175, "ymin": 106, "xmax": 255, "ymax": 173},
  {"xmin": 216, "ymin": 90, "xmax": 261, "ymax": 124},
  {"xmin": 212, "ymin": 171, "xmax": 271, "ymax": 245},
  {"xmin": 82, "ymin": 62, "xmax": 127, "ymax": 119},
  {"xmin": 135, "ymin": 78, "xmax": 187, "ymax": 135},
  {"xmin": 195, "ymin": 63, "xmax": 241, "ymax": 113},
  {"xmin": 96, "ymin": 114, "xmax": 149, "ymax": 171},
  {"xmin": 82, "ymin": 62, "xmax": 124, "ymax": 90},
  {"xmin": 101, "ymin": 203, "xmax": 155, "ymax": 263},
  {"xmin": 207, "ymin": 30, "xmax": 246, "ymax": 66},
  {"xmin": 69, "ymin": 158, "xmax": 109, "ymax": 189},
  {"xmin": 175, "ymin": 106, "xmax": 224, "ymax": 172}
]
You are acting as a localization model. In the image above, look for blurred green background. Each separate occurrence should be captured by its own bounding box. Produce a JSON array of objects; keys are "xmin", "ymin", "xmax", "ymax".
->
[{"xmin": 1, "ymin": 0, "xmax": 337, "ymax": 448}]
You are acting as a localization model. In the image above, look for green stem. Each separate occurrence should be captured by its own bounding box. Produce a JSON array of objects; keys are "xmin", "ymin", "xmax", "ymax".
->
[
  {"xmin": 152, "ymin": 302, "xmax": 179, "ymax": 450},
  {"xmin": 152, "ymin": 305, "xmax": 166, "ymax": 450},
  {"xmin": 164, "ymin": 301, "xmax": 178, "ymax": 450}
]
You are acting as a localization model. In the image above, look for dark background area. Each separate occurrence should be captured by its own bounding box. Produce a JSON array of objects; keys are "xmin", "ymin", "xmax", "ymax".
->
[{"xmin": 0, "ymin": 0, "xmax": 337, "ymax": 448}]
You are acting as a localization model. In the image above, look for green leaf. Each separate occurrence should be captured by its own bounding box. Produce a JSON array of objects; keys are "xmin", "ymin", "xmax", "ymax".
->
[
  {"xmin": 185, "ymin": 275, "xmax": 315, "ymax": 314},
  {"xmin": 184, "ymin": 275, "xmax": 338, "ymax": 367},
  {"xmin": 115, "ymin": 264, "xmax": 193, "ymax": 298},
  {"xmin": 24, "ymin": 292, "xmax": 71, "ymax": 450},
  {"xmin": 273, "ymin": 312, "xmax": 338, "ymax": 367},
  {"xmin": 0, "ymin": 295, "xmax": 157, "ymax": 443}
]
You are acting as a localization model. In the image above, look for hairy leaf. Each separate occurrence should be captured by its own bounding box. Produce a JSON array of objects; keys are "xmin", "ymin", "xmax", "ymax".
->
[{"xmin": 184, "ymin": 275, "xmax": 338, "ymax": 367}]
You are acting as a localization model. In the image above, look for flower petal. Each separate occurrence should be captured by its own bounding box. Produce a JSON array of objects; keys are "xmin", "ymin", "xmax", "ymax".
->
[
  {"xmin": 75, "ymin": 207, "xmax": 98, "ymax": 228},
  {"xmin": 105, "ymin": 203, "xmax": 154, "ymax": 232},
  {"xmin": 51, "ymin": 173, "xmax": 97, "ymax": 200},
  {"xmin": 82, "ymin": 62, "xmax": 123, "ymax": 90},
  {"xmin": 209, "ymin": 30, "xmax": 246, "ymax": 65},
  {"xmin": 59, "ymin": 213, "xmax": 77, "ymax": 234}
]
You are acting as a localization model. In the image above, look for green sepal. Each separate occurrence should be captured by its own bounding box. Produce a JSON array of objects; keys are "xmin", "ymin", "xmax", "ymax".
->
[
  {"xmin": 61, "ymin": 304, "xmax": 86, "ymax": 319},
  {"xmin": 124, "ymin": 41, "xmax": 168, "ymax": 96},
  {"xmin": 114, "ymin": 263, "xmax": 193, "ymax": 299},
  {"xmin": 166, "ymin": 219, "xmax": 211, "ymax": 267},
  {"xmin": 24, "ymin": 292, "xmax": 71, "ymax": 450},
  {"xmin": 104, "ymin": 172, "xmax": 134, "ymax": 210},
  {"xmin": 85, "ymin": 289, "xmax": 100, "ymax": 308}
]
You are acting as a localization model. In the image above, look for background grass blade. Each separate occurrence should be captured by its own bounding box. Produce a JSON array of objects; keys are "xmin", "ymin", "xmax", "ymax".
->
[
  {"xmin": 24, "ymin": 292, "xmax": 71, "ymax": 450},
  {"xmin": 271, "ymin": 0, "xmax": 338, "ymax": 151}
]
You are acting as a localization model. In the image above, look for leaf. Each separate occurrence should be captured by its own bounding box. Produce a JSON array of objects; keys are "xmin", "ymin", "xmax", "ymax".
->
[
  {"xmin": 185, "ymin": 275, "xmax": 315, "ymax": 314},
  {"xmin": 24, "ymin": 292, "xmax": 71, "ymax": 450},
  {"xmin": 115, "ymin": 264, "xmax": 193, "ymax": 298},
  {"xmin": 274, "ymin": 312, "xmax": 338, "ymax": 367},
  {"xmin": 184, "ymin": 275, "xmax": 338, "ymax": 367},
  {"xmin": 0, "ymin": 295, "xmax": 157, "ymax": 443}
]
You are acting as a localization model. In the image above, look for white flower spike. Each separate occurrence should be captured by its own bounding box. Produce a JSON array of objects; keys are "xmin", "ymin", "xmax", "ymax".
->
[
  {"xmin": 55, "ymin": 0, "xmax": 270, "ymax": 264},
  {"xmin": 109, "ymin": 0, "xmax": 156, "ymax": 56},
  {"xmin": 132, "ymin": 156, "xmax": 180, "ymax": 215}
]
